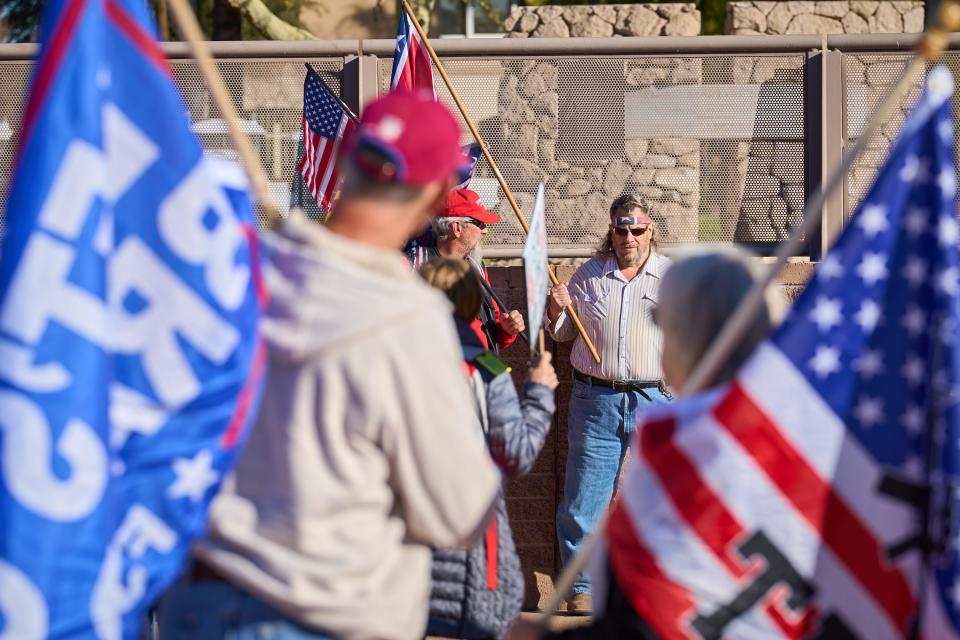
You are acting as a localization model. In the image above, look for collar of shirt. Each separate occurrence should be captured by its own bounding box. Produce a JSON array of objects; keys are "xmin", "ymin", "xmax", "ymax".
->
[{"xmin": 601, "ymin": 252, "xmax": 668, "ymax": 283}]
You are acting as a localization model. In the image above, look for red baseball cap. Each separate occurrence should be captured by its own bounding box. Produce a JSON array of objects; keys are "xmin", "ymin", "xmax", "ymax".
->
[
  {"xmin": 342, "ymin": 91, "xmax": 468, "ymax": 186},
  {"xmin": 442, "ymin": 188, "xmax": 501, "ymax": 224}
]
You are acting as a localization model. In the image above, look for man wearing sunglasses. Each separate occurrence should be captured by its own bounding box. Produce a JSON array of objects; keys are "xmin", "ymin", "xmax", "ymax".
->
[
  {"xmin": 428, "ymin": 188, "xmax": 526, "ymax": 354},
  {"xmin": 545, "ymin": 194, "xmax": 672, "ymax": 615}
]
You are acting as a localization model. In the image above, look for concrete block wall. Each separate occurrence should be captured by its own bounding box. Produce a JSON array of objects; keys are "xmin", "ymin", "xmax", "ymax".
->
[{"xmin": 488, "ymin": 260, "xmax": 813, "ymax": 608}]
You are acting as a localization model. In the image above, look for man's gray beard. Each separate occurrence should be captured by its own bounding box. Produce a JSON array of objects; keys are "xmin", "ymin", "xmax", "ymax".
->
[
  {"xmin": 616, "ymin": 249, "xmax": 643, "ymax": 269},
  {"xmin": 466, "ymin": 242, "xmax": 484, "ymax": 265}
]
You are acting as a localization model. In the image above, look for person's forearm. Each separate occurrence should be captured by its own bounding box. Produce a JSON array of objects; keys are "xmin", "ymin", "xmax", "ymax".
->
[{"xmin": 547, "ymin": 308, "xmax": 577, "ymax": 342}]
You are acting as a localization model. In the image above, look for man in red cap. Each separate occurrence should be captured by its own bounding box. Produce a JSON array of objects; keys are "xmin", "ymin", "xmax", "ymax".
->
[
  {"xmin": 428, "ymin": 188, "xmax": 526, "ymax": 354},
  {"xmin": 160, "ymin": 91, "xmax": 500, "ymax": 640}
]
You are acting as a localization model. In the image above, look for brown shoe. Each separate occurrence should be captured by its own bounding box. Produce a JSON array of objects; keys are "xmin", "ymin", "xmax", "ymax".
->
[{"xmin": 566, "ymin": 592, "xmax": 592, "ymax": 616}]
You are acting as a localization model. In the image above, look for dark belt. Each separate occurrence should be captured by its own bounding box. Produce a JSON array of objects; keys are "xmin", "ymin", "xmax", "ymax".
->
[{"xmin": 573, "ymin": 370, "xmax": 662, "ymax": 395}]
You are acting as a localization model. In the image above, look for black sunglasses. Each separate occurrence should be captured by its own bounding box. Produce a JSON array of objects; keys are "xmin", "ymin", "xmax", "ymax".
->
[
  {"xmin": 613, "ymin": 226, "xmax": 649, "ymax": 237},
  {"xmin": 463, "ymin": 219, "xmax": 487, "ymax": 230}
]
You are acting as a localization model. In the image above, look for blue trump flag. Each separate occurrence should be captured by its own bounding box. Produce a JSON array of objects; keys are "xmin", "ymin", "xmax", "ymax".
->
[{"xmin": 0, "ymin": 1, "xmax": 265, "ymax": 638}]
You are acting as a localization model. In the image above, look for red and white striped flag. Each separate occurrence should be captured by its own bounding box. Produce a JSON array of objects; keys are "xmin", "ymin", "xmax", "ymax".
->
[
  {"xmin": 297, "ymin": 69, "xmax": 355, "ymax": 211},
  {"xmin": 390, "ymin": 13, "xmax": 435, "ymax": 97}
]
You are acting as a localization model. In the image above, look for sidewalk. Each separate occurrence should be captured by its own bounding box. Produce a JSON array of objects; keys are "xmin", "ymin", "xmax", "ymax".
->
[{"xmin": 522, "ymin": 610, "xmax": 593, "ymax": 631}]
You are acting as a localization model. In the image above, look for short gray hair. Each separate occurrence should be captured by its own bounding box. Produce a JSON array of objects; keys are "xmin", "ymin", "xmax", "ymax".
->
[
  {"xmin": 432, "ymin": 216, "xmax": 472, "ymax": 242},
  {"xmin": 658, "ymin": 249, "xmax": 772, "ymax": 389}
]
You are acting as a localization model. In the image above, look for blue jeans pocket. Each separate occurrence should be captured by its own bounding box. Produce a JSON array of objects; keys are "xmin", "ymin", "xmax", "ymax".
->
[{"xmin": 572, "ymin": 379, "xmax": 591, "ymax": 400}]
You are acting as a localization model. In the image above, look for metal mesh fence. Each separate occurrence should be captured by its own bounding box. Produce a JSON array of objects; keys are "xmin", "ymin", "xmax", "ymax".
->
[
  {"xmin": 10, "ymin": 41, "xmax": 960, "ymax": 255},
  {"xmin": 844, "ymin": 52, "xmax": 960, "ymax": 217},
  {"xmin": 0, "ymin": 57, "xmax": 343, "ymax": 233},
  {"xmin": 844, "ymin": 53, "xmax": 922, "ymax": 216},
  {"xmin": 381, "ymin": 53, "xmax": 806, "ymax": 253},
  {"xmin": 0, "ymin": 61, "xmax": 32, "ymax": 239}
]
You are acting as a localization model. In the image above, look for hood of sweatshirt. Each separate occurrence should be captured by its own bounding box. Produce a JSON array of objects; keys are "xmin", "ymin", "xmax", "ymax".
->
[{"xmin": 258, "ymin": 212, "xmax": 452, "ymax": 364}]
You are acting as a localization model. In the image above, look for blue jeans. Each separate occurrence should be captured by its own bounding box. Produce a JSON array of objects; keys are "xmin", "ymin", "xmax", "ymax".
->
[
  {"xmin": 556, "ymin": 378, "xmax": 670, "ymax": 595},
  {"xmin": 158, "ymin": 577, "xmax": 333, "ymax": 639}
]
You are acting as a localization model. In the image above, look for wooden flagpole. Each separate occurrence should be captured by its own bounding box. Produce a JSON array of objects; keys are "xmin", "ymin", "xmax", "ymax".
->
[
  {"xmin": 165, "ymin": 0, "xmax": 282, "ymax": 227},
  {"xmin": 399, "ymin": 0, "xmax": 601, "ymax": 364},
  {"xmin": 534, "ymin": 1, "xmax": 960, "ymax": 627}
]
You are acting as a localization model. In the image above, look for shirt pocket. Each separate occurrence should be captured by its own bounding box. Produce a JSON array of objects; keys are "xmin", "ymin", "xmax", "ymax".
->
[
  {"xmin": 640, "ymin": 293, "xmax": 659, "ymax": 326},
  {"xmin": 579, "ymin": 287, "xmax": 611, "ymax": 326}
]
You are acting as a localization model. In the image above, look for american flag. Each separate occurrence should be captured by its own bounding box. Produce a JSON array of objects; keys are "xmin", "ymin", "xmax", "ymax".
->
[
  {"xmin": 604, "ymin": 65, "xmax": 960, "ymax": 639},
  {"xmin": 390, "ymin": 12, "xmax": 435, "ymax": 97},
  {"xmin": 297, "ymin": 70, "xmax": 355, "ymax": 211}
]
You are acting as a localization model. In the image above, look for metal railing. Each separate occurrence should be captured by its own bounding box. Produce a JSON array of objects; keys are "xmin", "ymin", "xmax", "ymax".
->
[{"xmin": 0, "ymin": 33, "xmax": 957, "ymax": 257}]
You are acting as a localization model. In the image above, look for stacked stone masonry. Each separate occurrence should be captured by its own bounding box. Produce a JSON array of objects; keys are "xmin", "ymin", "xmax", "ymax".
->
[
  {"xmin": 727, "ymin": 1, "xmax": 924, "ymax": 35},
  {"xmin": 496, "ymin": 5, "xmax": 808, "ymax": 246},
  {"xmin": 504, "ymin": 4, "xmax": 701, "ymax": 38},
  {"xmin": 846, "ymin": 54, "xmax": 920, "ymax": 211},
  {"xmin": 485, "ymin": 58, "xmax": 707, "ymax": 245}
]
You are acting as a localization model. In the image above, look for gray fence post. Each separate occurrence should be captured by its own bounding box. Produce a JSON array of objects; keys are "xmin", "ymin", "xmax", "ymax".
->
[
  {"xmin": 804, "ymin": 47, "xmax": 847, "ymax": 257},
  {"xmin": 342, "ymin": 53, "xmax": 380, "ymax": 115}
]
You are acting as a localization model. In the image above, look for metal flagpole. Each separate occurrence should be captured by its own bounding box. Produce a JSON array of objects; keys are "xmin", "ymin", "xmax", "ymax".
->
[
  {"xmin": 165, "ymin": 0, "xmax": 282, "ymax": 227},
  {"xmin": 534, "ymin": 0, "xmax": 960, "ymax": 626},
  {"xmin": 398, "ymin": 0, "xmax": 602, "ymax": 364}
]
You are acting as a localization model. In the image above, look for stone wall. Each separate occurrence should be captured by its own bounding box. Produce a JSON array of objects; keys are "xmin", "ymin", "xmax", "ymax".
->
[
  {"xmin": 845, "ymin": 54, "xmax": 919, "ymax": 211},
  {"xmin": 484, "ymin": 53, "xmax": 705, "ymax": 247},
  {"xmin": 490, "ymin": 261, "xmax": 813, "ymax": 607},
  {"xmin": 497, "ymin": 5, "xmax": 702, "ymax": 247},
  {"xmin": 727, "ymin": 1, "xmax": 924, "ymax": 35},
  {"xmin": 504, "ymin": 4, "xmax": 701, "ymax": 38},
  {"xmin": 495, "ymin": 5, "xmax": 815, "ymax": 246}
]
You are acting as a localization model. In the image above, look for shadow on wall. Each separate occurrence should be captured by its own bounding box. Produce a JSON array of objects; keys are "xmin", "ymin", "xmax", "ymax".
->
[
  {"xmin": 736, "ymin": 67, "xmax": 804, "ymax": 245},
  {"xmin": 699, "ymin": 62, "xmax": 804, "ymax": 247}
]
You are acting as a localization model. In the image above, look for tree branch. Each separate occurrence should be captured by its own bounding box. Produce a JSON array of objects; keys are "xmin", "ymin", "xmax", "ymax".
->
[{"xmin": 225, "ymin": 0, "xmax": 316, "ymax": 39}]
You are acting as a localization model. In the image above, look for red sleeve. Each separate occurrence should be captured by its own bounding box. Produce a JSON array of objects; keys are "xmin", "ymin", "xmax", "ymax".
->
[
  {"xmin": 493, "ymin": 297, "xmax": 519, "ymax": 350},
  {"xmin": 470, "ymin": 318, "xmax": 491, "ymax": 350},
  {"xmin": 483, "ymin": 270, "xmax": 518, "ymax": 350}
]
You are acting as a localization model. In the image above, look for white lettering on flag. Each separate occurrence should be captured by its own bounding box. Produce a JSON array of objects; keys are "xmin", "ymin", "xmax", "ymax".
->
[
  {"xmin": 90, "ymin": 505, "xmax": 178, "ymax": 640},
  {"xmin": 39, "ymin": 103, "xmax": 158, "ymax": 241},
  {"xmin": 0, "ymin": 559, "xmax": 48, "ymax": 640},
  {"xmin": 108, "ymin": 236, "xmax": 239, "ymax": 406},
  {"xmin": 0, "ymin": 389, "xmax": 107, "ymax": 521},
  {"xmin": 158, "ymin": 157, "xmax": 250, "ymax": 311},
  {"xmin": 0, "ymin": 338, "xmax": 70, "ymax": 392}
]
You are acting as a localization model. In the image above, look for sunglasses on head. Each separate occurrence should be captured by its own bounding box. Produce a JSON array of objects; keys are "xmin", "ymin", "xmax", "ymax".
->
[
  {"xmin": 612, "ymin": 226, "xmax": 649, "ymax": 237},
  {"xmin": 463, "ymin": 219, "xmax": 487, "ymax": 230}
]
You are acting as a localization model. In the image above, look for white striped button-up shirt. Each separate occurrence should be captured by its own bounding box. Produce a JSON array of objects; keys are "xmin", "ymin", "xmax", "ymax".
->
[{"xmin": 548, "ymin": 252, "xmax": 671, "ymax": 382}]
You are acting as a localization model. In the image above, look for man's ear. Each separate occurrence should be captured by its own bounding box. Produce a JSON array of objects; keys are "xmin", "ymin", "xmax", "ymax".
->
[{"xmin": 421, "ymin": 177, "xmax": 453, "ymax": 217}]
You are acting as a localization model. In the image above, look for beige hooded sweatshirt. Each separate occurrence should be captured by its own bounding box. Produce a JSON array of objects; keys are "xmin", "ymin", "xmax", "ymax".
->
[{"xmin": 195, "ymin": 213, "xmax": 500, "ymax": 640}]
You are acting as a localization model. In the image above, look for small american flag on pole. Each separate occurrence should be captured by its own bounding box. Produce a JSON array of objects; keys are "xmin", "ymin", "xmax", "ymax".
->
[
  {"xmin": 297, "ymin": 69, "xmax": 355, "ymax": 211},
  {"xmin": 600, "ymin": 65, "xmax": 960, "ymax": 639},
  {"xmin": 390, "ymin": 12, "xmax": 435, "ymax": 97}
]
